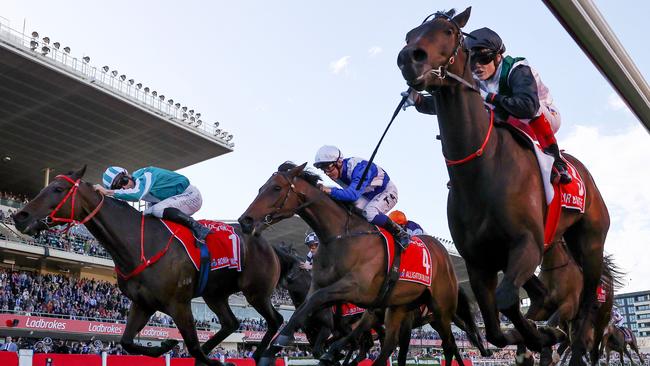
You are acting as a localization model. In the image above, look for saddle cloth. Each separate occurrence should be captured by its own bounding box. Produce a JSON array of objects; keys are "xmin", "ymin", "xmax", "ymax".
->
[
  {"xmin": 505, "ymin": 117, "xmax": 586, "ymax": 211},
  {"xmin": 332, "ymin": 303, "xmax": 365, "ymax": 317},
  {"xmin": 597, "ymin": 283, "xmax": 607, "ymax": 303},
  {"xmin": 162, "ymin": 219, "xmax": 242, "ymax": 272},
  {"xmin": 380, "ymin": 228, "xmax": 433, "ymax": 287}
]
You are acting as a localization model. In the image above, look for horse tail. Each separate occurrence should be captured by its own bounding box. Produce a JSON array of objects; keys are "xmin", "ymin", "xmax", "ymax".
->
[
  {"xmin": 601, "ymin": 254, "xmax": 625, "ymax": 290},
  {"xmin": 454, "ymin": 287, "xmax": 491, "ymax": 357}
]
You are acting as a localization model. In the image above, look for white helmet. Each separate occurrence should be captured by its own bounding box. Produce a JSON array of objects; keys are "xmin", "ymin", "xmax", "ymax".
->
[
  {"xmin": 314, "ymin": 145, "xmax": 342, "ymax": 169},
  {"xmin": 102, "ymin": 166, "xmax": 128, "ymax": 189}
]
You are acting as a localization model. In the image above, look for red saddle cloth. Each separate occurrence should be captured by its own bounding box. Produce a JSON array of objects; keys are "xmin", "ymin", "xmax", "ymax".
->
[
  {"xmin": 162, "ymin": 219, "xmax": 242, "ymax": 272},
  {"xmin": 331, "ymin": 303, "xmax": 365, "ymax": 317},
  {"xmin": 380, "ymin": 228, "xmax": 433, "ymax": 286},
  {"xmin": 597, "ymin": 283, "xmax": 607, "ymax": 303},
  {"xmin": 505, "ymin": 117, "xmax": 587, "ymax": 247}
]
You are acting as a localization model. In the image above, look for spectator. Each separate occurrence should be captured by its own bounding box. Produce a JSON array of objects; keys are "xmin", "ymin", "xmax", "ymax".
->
[{"xmin": 1, "ymin": 336, "xmax": 18, "ymax": 352}]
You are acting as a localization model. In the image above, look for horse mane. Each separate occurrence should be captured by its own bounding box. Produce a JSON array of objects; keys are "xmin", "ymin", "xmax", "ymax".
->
[
  {"xmin": 602, "ymin": 254, "xmax": 626, "ymax": 290},
  {"xmin": 277, "ymin": 162, "xmax": 366, "ymax": 218}
]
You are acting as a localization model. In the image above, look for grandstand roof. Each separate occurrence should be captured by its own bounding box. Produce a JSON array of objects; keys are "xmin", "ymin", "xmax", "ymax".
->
[{"xmin": 0, "ymin": 35, "xmax": 231, "ymax": 197}]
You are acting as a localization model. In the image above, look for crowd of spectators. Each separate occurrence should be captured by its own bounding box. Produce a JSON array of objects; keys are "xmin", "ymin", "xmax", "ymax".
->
[
  {"xmin": 0, "ymin": 191, "xmax": 28, "ymax": 208},
  {"xmin": 271, "ymin": 289, "xmax": 292, "ymax": 306}
]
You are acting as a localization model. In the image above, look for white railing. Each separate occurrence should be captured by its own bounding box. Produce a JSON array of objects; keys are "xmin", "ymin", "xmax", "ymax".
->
[{"xmin": 0, "ymin": 20, "xmax": 233, "ymax": 148}]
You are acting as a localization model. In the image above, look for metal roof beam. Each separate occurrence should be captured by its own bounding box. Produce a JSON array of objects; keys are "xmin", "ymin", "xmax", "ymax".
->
[{"xmin": 543, "ymin": 0, "xmax": 650, "ymax": 132}]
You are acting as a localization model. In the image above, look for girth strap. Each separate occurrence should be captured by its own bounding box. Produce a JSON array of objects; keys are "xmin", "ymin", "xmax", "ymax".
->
[{"xmin": 368, "ymin": 240, "xmax": 403, "ymax": 308}]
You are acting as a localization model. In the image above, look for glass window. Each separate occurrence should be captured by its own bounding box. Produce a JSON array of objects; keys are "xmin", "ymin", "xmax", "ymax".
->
[
  {"xmin": 616, "ymin": 298, "xmax": 625, "ymax": 306},
  {"xmin": 627, "ymin": 298, "xmax": 635, "ymax": 305},
  {"xmin": 628, "ymin": 306, "xmax": 636, "ymax": 313}
]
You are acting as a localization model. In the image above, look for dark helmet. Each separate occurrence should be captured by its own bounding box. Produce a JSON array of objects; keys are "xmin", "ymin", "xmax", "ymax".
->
[
  {"xmin": 465, "ymin": 27, "xmax": 506, "ymax": 54},
  {"xmin": 304, "ymin": 232, "xmax": 319, "ymax": 246}
]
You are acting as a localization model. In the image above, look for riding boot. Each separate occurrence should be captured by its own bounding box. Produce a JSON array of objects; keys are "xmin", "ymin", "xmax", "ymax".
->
[
  {"xmin": 544, "ymin": 143, "xmax": 572, "ymax": 185},
  {"xmin": 529, "ymin": 113, "xmax": 572, "ymax": 185},
  {"xmin": 162, "ymin": 208, "xmax": 211, "ymax": 247},
  {"xmin": 382, "ymin": 218, "xmax": 411, "ymax": 250}
]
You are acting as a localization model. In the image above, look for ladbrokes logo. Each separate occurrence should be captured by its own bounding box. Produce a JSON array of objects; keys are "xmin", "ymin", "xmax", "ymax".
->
[
  {"xmin": 140, "ymin": 328, "xmax": 169, "ymax": 338},
  {"xmin": 25, "ymin": 317, "xmax": 66, "ymax": 330},
  {"xmin": 88, "ymin": 323, "xmax": 124, "ymax": 334}
]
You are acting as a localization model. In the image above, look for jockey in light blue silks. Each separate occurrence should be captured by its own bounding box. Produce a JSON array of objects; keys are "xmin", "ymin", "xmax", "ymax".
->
[
  {"xmin": 94, "ymin": 166, "xmax": 210, "ymax": 246},
  {"xmin": 313, "ymin": 145, "xmax": 411, "ymax": 248}
]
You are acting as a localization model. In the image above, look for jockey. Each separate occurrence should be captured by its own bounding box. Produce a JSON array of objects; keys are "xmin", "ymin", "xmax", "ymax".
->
[
  {"xmin": 612, "ymin": 306, "xmax": 625, "ymax": 328},
  {"xmin": 313, "ymin": 145, "xmax": 411, "ymax": 248},
  {"xmin": 404, "ymin": 27, "xmax": 571, "ymax": 184},
  {"xmin": 94, "ymin": 166, "xmax": 211, "ymax": 246},
  {"xmin": 388, "ymin": 210, "xmax": 426, "ymax": 236},
  {"xmin": 300, "ymin": 232, "xmax": 319, "ymax": 270}
]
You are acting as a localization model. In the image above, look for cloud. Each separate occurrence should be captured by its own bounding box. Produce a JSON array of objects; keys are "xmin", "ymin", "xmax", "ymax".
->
[
  {"xmin": 329, "ymin": 56, "xmax": 351, "ymax": 75},
  {"xmin": 560, "ymin": 123, "xmax": 650, "ymax": 292},
  {"xmin": 607, "ymin": 92, "xmax": 628, "ymax": 111},
  {"xmin": 368, "ymin": 46, "xmax": 382, "ymax": 57}
]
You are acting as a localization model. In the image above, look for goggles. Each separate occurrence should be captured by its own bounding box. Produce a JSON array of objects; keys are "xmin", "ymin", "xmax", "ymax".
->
[{"xmin": 470, "ymin": 51, "xmax": 497, "ymax": 66}]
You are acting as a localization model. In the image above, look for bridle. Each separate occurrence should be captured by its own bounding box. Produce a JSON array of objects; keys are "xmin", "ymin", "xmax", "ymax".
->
[
  {"xmin": 262, "ymin": 172, "xmax": 379, "ymax": 245},
  {"xmin": 417, "ymin": 12, "xmax": 480, "ymax": 94},
  {"xmin": 412, "ymin": 13, "xmax": 493, "ymax": 167},
  {"xmin": 45, "ymin": 175, "xmax": 105, "ymax": 234},
  {"xmin": 262, "ymin": 173, "xmax": 312, "ymax": 226}
]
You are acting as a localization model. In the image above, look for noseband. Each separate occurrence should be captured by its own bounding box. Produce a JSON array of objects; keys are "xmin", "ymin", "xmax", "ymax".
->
[
  {"xmin": 263, "ymin": 173, "xmax": 312, "ymax": 226},
  {"xmin": 46, "ymin": 175, "xmax": 105, "ymax": 233},
  {"xmin": 417, "ymin": 12, "xmax": 480, "ymax": 94}
]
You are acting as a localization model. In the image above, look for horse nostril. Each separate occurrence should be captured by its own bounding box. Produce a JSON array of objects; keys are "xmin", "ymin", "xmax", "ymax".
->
[
  {"xmin": 12, "ymin": 211, "xmax": 28, "ymax": 222},
  {"xmin": 412, "ymin": 48, "xmax": 427, "ymax": 63}
]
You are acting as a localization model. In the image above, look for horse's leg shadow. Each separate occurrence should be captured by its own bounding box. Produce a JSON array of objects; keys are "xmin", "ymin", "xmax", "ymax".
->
[{"xmin": 120, "ymin": 302, "xmax": 179, "ymax": 357}]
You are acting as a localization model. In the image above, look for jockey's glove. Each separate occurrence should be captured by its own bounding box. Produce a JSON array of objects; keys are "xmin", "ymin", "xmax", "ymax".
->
[{"xmin": 401, "ymin": 89, "xmax": 419, "ymax": 110}]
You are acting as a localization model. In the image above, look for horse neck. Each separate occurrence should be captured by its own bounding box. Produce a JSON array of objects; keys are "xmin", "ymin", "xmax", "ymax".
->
[
  {"xmin": 298, "ymin": 186, "xmax": 370, "ymax": 249},
  {"xmin": 435, "ymin": 57, "xmax": 497, "ymax": 177},
  {"xmin": 79, "ymin": 190, "xmax": 146, "ymax": 271}
]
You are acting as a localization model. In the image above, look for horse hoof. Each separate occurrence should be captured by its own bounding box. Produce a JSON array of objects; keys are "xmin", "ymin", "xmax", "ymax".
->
[{"xmin": 258, "ymin": 357, "xmax": 275, "ymax": 366}]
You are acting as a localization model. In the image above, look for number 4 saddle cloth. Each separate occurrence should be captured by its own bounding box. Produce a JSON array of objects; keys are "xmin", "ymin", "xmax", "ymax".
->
[
  {"xmin": 380, "ymin": 228, "xmax": 433, "ymax": 287},
  {"xmin": 162, "ymin": 219, "xmax": 242, "ymax": 272}
]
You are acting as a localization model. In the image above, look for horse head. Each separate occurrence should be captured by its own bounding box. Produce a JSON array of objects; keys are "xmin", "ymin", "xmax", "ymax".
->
[
  {"xmin": 13, "ymin": 166, "xmax": 99, "ymax": 235},
  {"xmin": 397, "ymin": 7, "xmax": 471, "ymax": 91},
  {"xmin": 239, "ymin": 162, "xmax": 317, "ymax": 235}
]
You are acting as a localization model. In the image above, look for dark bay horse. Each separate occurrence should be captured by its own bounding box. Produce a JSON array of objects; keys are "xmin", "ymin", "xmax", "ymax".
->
[
  {"xmin": 12, "ymin": 167, "xmax": 284, "ymax": 365},
  {"xmin": 601, "ymin": 324, "xmax": 645, "ymax": 366},
  {"xmin": 397, "ymin": 7, "xmax": 609, "ymax": 364},
  {"xmin": 239, "ymin": 162, "xmax": 484, "ymax": 366},
  {"xmin": 272, "ymin": 244, "xmax": 490, "ymax": 366}
]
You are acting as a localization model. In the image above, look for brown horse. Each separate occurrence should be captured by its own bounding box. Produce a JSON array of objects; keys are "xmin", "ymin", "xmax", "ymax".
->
[
  {"xmin": 601, "ymin": 324, "xmax": 645, "ymax": 366},
  {"xmin": 397, "ymin": 8, "xmax": 609, "ymax": 364},
  {"xmin": 238, "ymin": 162, "xmax": 485, "ymax": 366},
  {"xmin": 12, "ymin": 167, "xmax": 284, "ymax": 365}
]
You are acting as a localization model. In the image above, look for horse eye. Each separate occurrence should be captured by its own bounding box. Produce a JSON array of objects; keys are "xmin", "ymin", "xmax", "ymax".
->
[
  {"xmin": 446, "ymin": 28, "xmax": 453, "ymax": 35},
  {"xmin": 273, "ymin": 185, "xmax": 281, "ymax": 191},
  {"xmin": 54, "ymin": 187, "xmax": 65, "ymax": 193}
]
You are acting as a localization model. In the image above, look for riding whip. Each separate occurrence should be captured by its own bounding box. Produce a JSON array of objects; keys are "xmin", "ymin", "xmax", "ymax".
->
[{"xmin": 355, "ymin": 89, "xmax": 410, "ymax": 190}]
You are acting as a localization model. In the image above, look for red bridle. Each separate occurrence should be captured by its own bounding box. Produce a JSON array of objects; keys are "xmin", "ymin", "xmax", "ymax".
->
[{"xmin": 47, "ymin": 175, "xmax": 105, "ymax": 234}]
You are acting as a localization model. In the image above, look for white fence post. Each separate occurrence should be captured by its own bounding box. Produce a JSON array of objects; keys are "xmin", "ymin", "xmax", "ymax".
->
[
  {"xmin": 102, "ymin": 351, "xmax": 107, "ymax": 366},
  {"xmin": 18, "ymin": 349, "xmax": 33, "ymax": 366}
]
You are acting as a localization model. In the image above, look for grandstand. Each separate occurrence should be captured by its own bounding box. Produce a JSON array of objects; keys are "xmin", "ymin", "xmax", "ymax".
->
[{"xmin": 0, "ymin": 17, "xmax": 472, "ymax": 357}]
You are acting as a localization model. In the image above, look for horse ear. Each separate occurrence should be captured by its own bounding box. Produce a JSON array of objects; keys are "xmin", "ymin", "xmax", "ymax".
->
[
  {"xmin": 452, "ymin": 7, "xmax": 471, "ymax": 28},
  {"xmin": 72, "ymin": 165, "xmax": 87, "ymax": 180},
  {"xmin": 288, "ymin": 162, "xmax": 307, "ymax": 178}
]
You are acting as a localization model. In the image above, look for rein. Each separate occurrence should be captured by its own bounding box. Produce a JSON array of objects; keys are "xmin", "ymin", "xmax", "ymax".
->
[
  {"xmin": 47, "ymin": 175, "xmax": 105, "ymax": 234},
  {"xmin": 540, "ymin": 240, "xmax": 576, "ymax": 272}
]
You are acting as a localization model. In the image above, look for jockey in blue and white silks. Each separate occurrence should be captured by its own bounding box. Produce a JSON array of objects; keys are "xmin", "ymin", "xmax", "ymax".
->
[
  {"xmin": 313, "ymin": 145, "xmax": 411, "ymax": 248},
  {"xmin": 95, "ymin": 166, "xmax": 210, "ymax": 246}
]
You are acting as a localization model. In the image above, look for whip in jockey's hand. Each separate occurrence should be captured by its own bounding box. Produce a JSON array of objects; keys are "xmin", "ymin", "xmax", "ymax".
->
[{"xmin": 313, "ymin": 145, "xmax": 411, "ymax": 249}]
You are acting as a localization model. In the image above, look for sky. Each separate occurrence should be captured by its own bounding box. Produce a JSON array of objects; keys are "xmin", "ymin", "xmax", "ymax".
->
[{"xmin": 3, "ymin": 1, "xmax": 649, "ymax": 292}]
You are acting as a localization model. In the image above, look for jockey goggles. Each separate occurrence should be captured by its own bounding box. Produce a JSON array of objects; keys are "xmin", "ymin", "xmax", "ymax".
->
[
  {"xmin": 314, "ymin": 161, "xmax": 336, "ymax": 171},
  {"xmin": 470, "ymin": 50, "xmax": 497, "ymax": 66},
  {"xmin": 111, "ymin": 173, "xmax": 130, "ymax": 190}
]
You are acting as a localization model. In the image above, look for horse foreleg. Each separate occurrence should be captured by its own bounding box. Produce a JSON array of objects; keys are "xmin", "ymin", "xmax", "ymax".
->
[
  {"xmin": 397, "ymin": 312, "xmax": 415, "ymax": 366},
  {"xmin": 247, "ymin": 293, "xmax": 284, "ymax": 361},
  {"xmin": 200, "ymin": 296, "xmax": 239, "ymax": 355},
  {"xmin": 466, "ymin": 266, "xmax": 518, "ymax": 348},
  {"xmin": 372, "ymin": 306, "xmax": 409, "ymax": 366},
  {"xmin": 623, "ymin": 346, "xmax": 636, "ymax": 366},
  {"xmin": 169, "ymin": 302, "xmax": 222, "ymax": 366},
  {"xmin": 321, "ymin": 311, "xmax": 378, "ymax": 365},
  {"xmin": 120, "ymin": 302, "xmax": 177, "ymax": 357}
]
